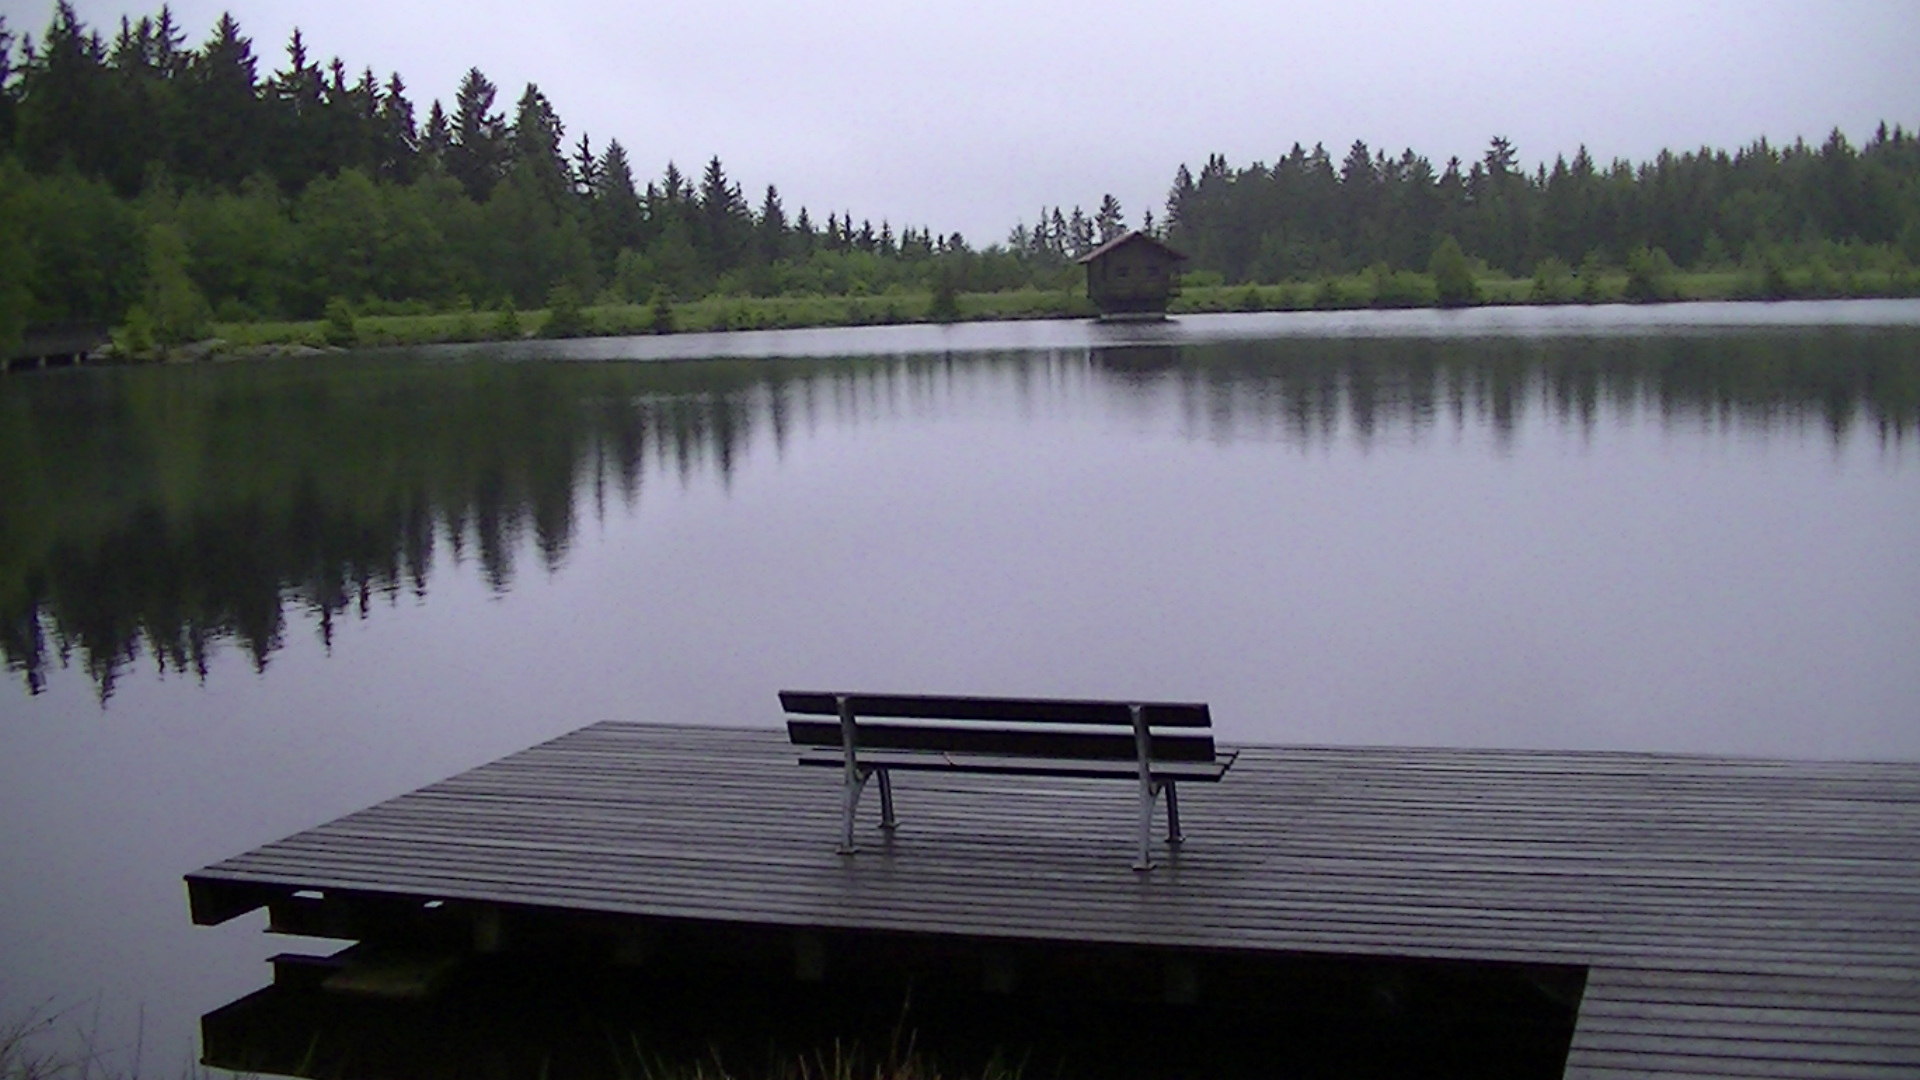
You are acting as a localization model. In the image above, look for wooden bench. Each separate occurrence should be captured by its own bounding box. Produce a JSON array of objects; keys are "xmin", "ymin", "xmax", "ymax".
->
[{"xmin": 781, "ymin": 691, "xmax": 1237, "ymax": 870}]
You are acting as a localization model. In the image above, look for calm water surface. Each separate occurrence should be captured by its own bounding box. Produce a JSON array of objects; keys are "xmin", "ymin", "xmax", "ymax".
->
[{"xmin": 2, "ymin": 303, "xmax": 1918, "ymax": 1072}]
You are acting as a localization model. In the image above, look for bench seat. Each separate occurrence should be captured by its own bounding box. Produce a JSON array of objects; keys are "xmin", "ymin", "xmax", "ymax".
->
[
  {"xmin": 783, "ymin": 690, "xmax": 1237, "ymax": 869},
  {"xmin": 796, "ymin": 748, "xmax": 1235, "ymax": 781}
]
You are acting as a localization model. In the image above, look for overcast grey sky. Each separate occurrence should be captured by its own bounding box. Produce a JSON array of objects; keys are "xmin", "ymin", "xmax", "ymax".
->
[{"xmin": 18, "ymin": 0, "xmax": 1920, "ymax": 241}]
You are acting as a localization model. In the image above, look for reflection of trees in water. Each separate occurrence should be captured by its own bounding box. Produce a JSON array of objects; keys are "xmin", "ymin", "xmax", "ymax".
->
[
  {"xmin": 4, "ymin": 334, "xmax": 1915, "ymax": 700},
  {"xmin": 0, "ymin": 358, "xmax": 784, "ymax": 700},
  {"xmin": 1094, "ymin": 332, "xmax": 1920, "ymax": 449}
]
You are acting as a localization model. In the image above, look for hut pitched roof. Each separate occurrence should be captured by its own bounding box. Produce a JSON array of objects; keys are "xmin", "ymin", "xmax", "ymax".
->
[{"xmin": 1076, "ymin": 230, "xmax": 1189, "ymax": 265}]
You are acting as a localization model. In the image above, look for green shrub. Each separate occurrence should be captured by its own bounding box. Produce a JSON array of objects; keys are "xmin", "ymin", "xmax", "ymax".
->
[
  {"xmin": 1760, "ymin": 254, "xmax": 1791, "ymax": 299},
  {"xmin": 213, "ymin": 296, "xmax": 256, "ymax": 323},
  {"xmin": 648, "ymin": 288, "xmax": 676, "ymax": 334},
  {"xmin": 541, "ymin": 282, "xmax": 585, "ymax": 338},
  {"xmin": 1530, "ymin": 257, "xmax": 1577, "ymax": 303},
  {"xmin": 929, "ymin": 271, "xmax": 960, "ymax": 322},
  {"xmin": 494, "ymin": 298, "xmax": 523, "ymax": 339},
  {"xmin": 112, "ymin": 303, "xmax": 156, "ymax": 357},
  {"xmin": 1370, "ymin": 264, "xmax": 1431, "ymax": 308},
  {"xmin": 323, "ymin": 297, "xmax": 358, "ymax": 346},
  {"xmin": 1805, "ymin": 258, "xmax": 1839, "ymax": 298},
  {"xmin": 144, "ymin": 223, "xmax": 213, "ymax": 345},
  {"xmin": 1429, "ymin": 235, "xmax": 1478, "ymax": 307},
  {"xmin": 1624, "ymin": 246, "xmax": 1679, "ymax": 302},
  {"xmin": 1579, "ymin": 251, "xmax": 1610, "ymax": 301}
]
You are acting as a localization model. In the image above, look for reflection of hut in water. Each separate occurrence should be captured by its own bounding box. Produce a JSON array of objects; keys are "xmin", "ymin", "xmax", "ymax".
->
[
  {"xmin": 1091, "ymin": 344, "xmax": 1184, "ymax": 374},
  {"xmin": 1077, "ymin": 231, "xmax": 1188, "ymax": 321}
]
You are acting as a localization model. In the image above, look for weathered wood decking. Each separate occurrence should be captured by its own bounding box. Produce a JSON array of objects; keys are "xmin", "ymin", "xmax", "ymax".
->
[{"xmin": 188, "ymin": 722, "xmax": 1920, "ymax": 1078}]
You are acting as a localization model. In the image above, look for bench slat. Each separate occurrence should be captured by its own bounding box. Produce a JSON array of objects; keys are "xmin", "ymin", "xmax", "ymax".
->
[
  {"xmin": 787, "ymin": 719, "xmax": 1219, "ymax": 763},
  {"xmin": 797, "ymin": 747, "xmax": 1237, "ymax": 781},
  {"xmin": 779, "ymin": 690, "xmax": 1212, "ymax": 728}
]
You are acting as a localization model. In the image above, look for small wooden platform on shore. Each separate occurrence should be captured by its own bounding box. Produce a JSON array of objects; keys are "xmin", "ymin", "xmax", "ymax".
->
[{"xmin": 188, "ymin": 723, "xmax": 1920, "ymax": 1079}]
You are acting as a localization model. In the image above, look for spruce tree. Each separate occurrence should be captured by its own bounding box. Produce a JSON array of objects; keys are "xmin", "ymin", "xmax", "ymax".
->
[
  {"xmin": 570, "ymin": 132, "xmax": 600, "ymax": 197},
  {"xmin": 510, "ymin": 84, "xmax": 566, "ymax": 183},
  {"xmin": 267, "ymin": 29, "xmax": 325, "ymax": 190},
  {"xmin": 1068, "ymin": 207, "xmax": 1093, "ymax": 257},
  {"xmin": 178, "ymin": 13, "xmax": 262, "ymax": 187},
  {"xmin": 1094, "ymin": 194, "xmax": 1125, "ymax": 243},
  {"xmin": 1164, "ymin": 165, "xmax": 1194, "ymax": 234},
  {"xmin": 588, "ymin": 138, "xmax": 644, "ymax": 274},
  {"xmin": 15, "ymin": 2, "xmax": 114, "ymax": 179},
  {"xmin": 375, "ymin": 73, "xmax": 416, "ymax": 184},
  {"xmin": 793, "ymin": 206, "xmax": 814, "ymax": 253},
  {"xmin": 756, "ymin": 184, "xmax": 787, "ymax": 262},
  {"xmin": 102, "ymin": 13, "xmax": 181, "ymax": 196},
  {"xmin": 697, "ymin": 156, "xmax": 748, "ymax": 269},
  {"xmin": 448, "ymin": 67, "xmax": 506, "ymax": 201},
  {"xmin": 419, "ymin": 100, "xmax": 451, "ymax": 171}
]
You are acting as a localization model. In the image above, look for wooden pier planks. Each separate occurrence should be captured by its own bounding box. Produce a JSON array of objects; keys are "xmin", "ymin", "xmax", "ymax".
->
[
  {"xmin": 188, "ymin": 722, "xmax": 1920, "ymax": 1078},
  {"xmin": 1565, "ymin": 967, "xmax": 1920, "ymax": 1079}
]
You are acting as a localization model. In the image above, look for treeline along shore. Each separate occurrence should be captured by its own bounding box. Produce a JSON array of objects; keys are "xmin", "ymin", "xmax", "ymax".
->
[{"xmin": 2, "ymin": 2, "xmax": 1918, "ymax": 357}]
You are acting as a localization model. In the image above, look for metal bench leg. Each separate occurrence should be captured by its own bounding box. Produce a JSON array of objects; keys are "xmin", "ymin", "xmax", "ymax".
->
[
  {"xmin": 1165, "ymin": 781, "xmax": 1183, "ymax": 845},
  {"xmin": 837, "ymin": 694, "xmax": 864, "ymax": 854},
  {"xmin": 877, "ymin": 768, "xmax": 897, "ymax": 831},
  {"xmin": 840, "ymin": 767, "xmax": 869, "ymax": 855},
  {"xmin": 1132, "ymin": 704, "xmax": 1156, "ymax": 871},
  {"xmin": 1135, "ymin": 778, "xmax": 1158, "ymax": 872}
]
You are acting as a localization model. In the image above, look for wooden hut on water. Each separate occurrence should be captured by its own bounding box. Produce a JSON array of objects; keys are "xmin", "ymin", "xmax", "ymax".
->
[{"xmin": 1077, "ymin": 231, "xmax": 1188, "ymax": 320}]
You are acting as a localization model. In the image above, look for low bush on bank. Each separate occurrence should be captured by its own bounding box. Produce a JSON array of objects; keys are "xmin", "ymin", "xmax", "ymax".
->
[{"xmin": 182, "ymin": 266, "xmax": 1920, "ymax": 356}]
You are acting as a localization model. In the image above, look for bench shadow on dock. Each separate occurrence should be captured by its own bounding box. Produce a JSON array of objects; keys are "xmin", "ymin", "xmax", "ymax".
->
[{"xmin": 187, "ymin": 722, "xmax": 1920, "ymax": 1080}]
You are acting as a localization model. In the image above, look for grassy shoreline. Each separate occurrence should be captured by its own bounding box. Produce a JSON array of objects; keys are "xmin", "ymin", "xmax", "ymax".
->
[{"xmin": 125, "ymin": 265, "xmax": 1920, "ymax": 358}]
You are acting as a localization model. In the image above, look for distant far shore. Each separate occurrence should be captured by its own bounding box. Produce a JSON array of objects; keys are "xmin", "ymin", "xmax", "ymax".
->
[{"xmin": 14, "ymin": 266, "xmax": 1917, "ymax": 367}]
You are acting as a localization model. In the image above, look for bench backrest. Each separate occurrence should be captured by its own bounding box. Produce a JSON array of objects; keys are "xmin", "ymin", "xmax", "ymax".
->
[{"xmin": 780, "ymin": 691, "xmax": 1218, "ymax": 763}]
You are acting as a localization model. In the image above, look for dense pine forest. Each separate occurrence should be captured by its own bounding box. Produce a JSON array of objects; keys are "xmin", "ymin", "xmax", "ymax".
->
[
  {"xmin": 1161, "ymin": 133, "xmax": 1920, "ymax": 286},
  {"xmin": 2, "ymin": 2, "xmax": 1918, "ymax": 352}
]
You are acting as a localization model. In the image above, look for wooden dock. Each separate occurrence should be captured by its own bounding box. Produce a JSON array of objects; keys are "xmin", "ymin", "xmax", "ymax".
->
[{"xmin": 188, "ymin": 723, "xmax": 1920, "ymax": 1079}]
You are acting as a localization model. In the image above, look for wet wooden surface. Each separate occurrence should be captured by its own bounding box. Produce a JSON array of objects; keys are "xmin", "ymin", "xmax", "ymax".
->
[{"xmin": 190, "ymin": 722, "xmax": 1920, "ymax": 1078}]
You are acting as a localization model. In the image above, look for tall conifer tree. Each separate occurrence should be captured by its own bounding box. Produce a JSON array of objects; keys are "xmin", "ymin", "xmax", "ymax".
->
[
  {"xmin": 588, "ymin": 137, "xmax": 644, "ymax": 271},
  {"xmin": 1094, "ymin": 193, "xmax": 1125, "ymax": 242},
  {"xmin": 178, "ymin": 13, "xmax": 261, "ymax": 186},
  {"xmin": 375, "ymin": 73, "xmax": 417, "ymax": 184},
  {"xmin": 448, "ymin": 67, "xmax": 506, "ymax": 201},
  {"xmin": 418, "ymin": 99, "xmax": 451, "ymax": 171}
]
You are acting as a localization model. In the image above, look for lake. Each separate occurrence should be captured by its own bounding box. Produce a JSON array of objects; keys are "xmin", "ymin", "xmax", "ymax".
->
[{"xmin": 3, "ymin": 301, "xmax": 1918, "ymax": 1075}]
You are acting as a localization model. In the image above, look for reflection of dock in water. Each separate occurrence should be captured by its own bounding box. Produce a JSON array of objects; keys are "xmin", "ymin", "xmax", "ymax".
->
[{"xmin": 188, "ymin": 724, "xmax": 1920, "ymax": 1079}]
